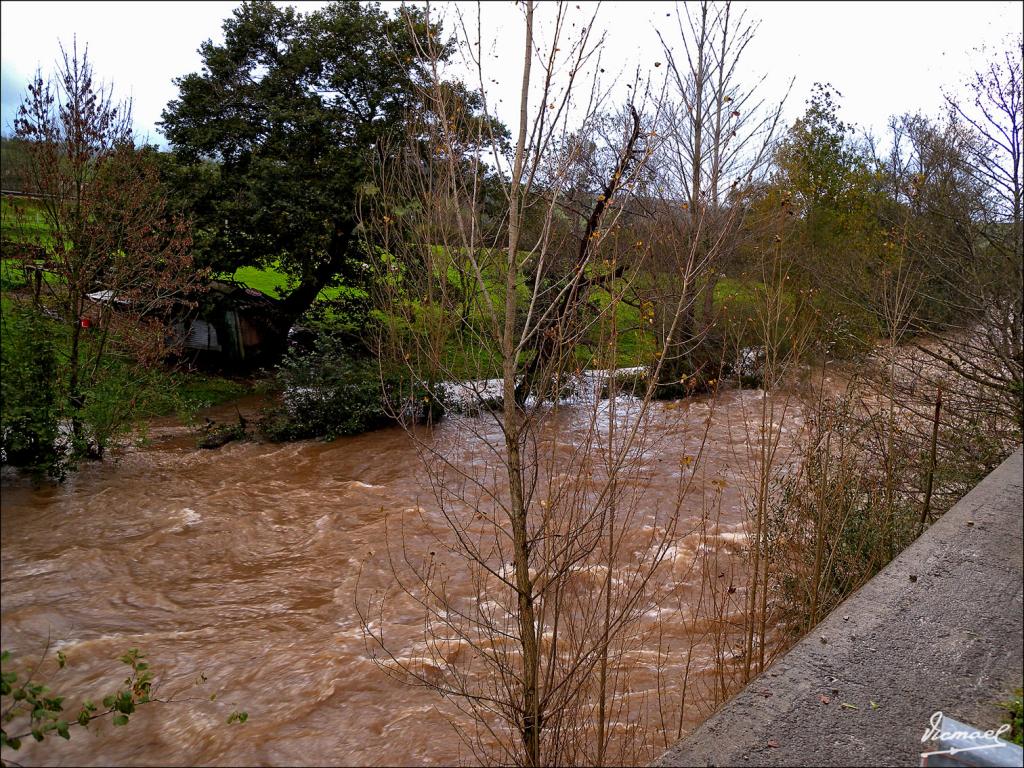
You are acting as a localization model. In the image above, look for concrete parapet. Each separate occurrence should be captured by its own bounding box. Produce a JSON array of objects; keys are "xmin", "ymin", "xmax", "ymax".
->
[{"xmin": 657, "ymin": 448, "xmax": 1024, "ymax": 768}]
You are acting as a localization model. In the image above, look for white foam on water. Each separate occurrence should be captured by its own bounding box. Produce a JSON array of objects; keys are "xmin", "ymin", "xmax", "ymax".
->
[
  {"xmin": 181, "ymin": 508, "xmax": 202, "ymax": 527},
  {"xmin": 165, "ymin": 507, "xmax": 203, "ymax": 533},
  {"xmin": 717, "ymin": 531, "xmax": 748, "ymax": 546},
  {"xmin": 346, "ymin": 480, "xmax": 384, "ymax": 491}
]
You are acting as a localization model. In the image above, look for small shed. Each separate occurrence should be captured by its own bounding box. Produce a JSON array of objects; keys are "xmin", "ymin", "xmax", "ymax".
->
[
  {"xmin": 173, "ymin": 281, "xmax": 287, "ymax": 370},
  {"xmin": 82, "ymin": 278, "xmax": 289, "ymax": 371}
]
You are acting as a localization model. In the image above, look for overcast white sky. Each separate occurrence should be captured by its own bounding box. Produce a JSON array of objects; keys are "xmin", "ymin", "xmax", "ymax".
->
[{"xmin": 1, "ymin": 1, "xmax": 1020, "ymax": 149}]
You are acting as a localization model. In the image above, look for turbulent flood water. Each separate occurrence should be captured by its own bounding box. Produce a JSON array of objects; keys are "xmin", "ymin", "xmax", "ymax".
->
[{"xmin": 0, "ymin": 387, "xmax": 801, "ymax": 766}]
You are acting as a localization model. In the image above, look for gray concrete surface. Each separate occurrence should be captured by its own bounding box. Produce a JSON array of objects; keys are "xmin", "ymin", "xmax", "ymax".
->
[{"xmin": 657, "ymin": 448, "xmax": 1024, "ymax": 768}]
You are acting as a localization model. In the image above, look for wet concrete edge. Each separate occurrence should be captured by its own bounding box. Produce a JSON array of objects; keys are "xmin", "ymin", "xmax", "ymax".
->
[{"xmin": 656, "ymin": 447, "xmax": 1024, "ymax": 768}]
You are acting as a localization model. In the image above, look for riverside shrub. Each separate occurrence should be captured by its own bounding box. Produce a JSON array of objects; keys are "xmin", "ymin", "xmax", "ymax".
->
[
  {"xmin": 259, "ymin": 335, "xmax": 392, "ymax": 442},
  {"xmin": 0, "ymin": 305, "xmax": 62, "ymax": 480}
]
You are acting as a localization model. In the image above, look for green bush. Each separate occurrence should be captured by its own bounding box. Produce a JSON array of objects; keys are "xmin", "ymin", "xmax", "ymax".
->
[
  {"xmin": 1, "ymin": 305, "xmax": 62, "ymax": 480},
  {"xmin": 1, "ymin": 300, "xmax": 251, "ymax": 475},
  {"xmin": 1002, "ymin": 691, "xmax": 1023, "ymax": 746},
  {"xmin": 259, "ymin": 334, "xmax": 443, "ymax": 442}
]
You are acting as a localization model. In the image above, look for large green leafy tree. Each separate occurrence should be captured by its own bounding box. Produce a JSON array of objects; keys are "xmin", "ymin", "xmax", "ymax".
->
[
  {"xmin": 773, "ymin": 84, "xmax": 876, "ymax": 250},
  {"xmin": 769, "ymin": 84, "xmax": 888, "ymax": 344},
  {"xmin": 159, "ymin": 1, "xmax": 450, "ymax": 345}
]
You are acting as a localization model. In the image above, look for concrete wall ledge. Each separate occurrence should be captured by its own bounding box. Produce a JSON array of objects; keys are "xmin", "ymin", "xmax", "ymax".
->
[{"xmin": 657, "ymin": 447, "xmax": 1024, "ymax": 768}]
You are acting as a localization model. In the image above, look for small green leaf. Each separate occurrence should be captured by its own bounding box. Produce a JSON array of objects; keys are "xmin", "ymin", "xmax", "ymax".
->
[
  {"xmin": 31, "ymin": 728, "xmax": 44, "ymax": 742},
  {"xmin": 112, "ymin": 714, "xmax": 129, "ymax": 727},
  {"xmin": 8, "ymin": 736, "xmax": 22, "ymax": 750},
  {"xmin": 56, "ymin": 720, "xmax": 70, "ymax": 739},
  {"xmin": 57, "ymin": 650, "xmax": 67, "ymax": 669},
  {"xmin": 44, "ymin": 695, "xmax": 64, "ymax": 711}
]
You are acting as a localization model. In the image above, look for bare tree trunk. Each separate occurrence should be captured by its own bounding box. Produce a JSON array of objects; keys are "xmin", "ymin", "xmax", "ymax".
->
[
  {"xmin": 919, "ymin": 386, "xmax": 942, "ymax": 536},
  {"xmin": 503, "ymin": 6, "xmax": 542, "ymax": 764}
]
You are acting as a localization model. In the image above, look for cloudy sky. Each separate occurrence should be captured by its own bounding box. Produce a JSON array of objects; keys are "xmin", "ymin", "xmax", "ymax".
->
[{"xmin": 1, "ymin": 1, "xmax": 1020, "ymax": 149}]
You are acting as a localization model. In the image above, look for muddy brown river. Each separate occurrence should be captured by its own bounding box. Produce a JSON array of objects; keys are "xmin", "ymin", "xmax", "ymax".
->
[{"xmin": 1, "ymin": 387, "xmax": 801, "ymax": 766}]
